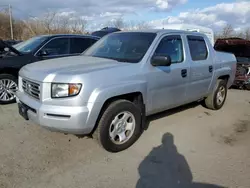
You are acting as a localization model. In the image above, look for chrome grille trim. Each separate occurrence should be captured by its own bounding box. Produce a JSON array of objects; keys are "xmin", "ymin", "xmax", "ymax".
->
[{"xmin": 22, "ymin": 79, "xmax": 40, "ymax": 99}]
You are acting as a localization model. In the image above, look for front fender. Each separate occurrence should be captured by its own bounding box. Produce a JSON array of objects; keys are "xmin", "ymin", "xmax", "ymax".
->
[{"xmin": 84, "ymin": 81, "xmax": 147, "ymax": 132}]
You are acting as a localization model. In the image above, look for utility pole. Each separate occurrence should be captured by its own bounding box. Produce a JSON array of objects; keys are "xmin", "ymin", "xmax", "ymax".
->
[{"xmin": 8, "ymin": 4, "xmax": 14, "ymax": 40}]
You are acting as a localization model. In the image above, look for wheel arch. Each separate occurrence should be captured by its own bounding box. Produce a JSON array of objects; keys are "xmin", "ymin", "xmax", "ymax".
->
[
  {"xmin": 86, "ymin": 82, "xmax": 147, "ymax": 135},
  {"xmin": 0, "ymin": 68, "xmax": 19, "ymax": 78},
  {"xmin": 90, "ymin": 91, "xmax": 145, "ymax": 135},
  {"xmin": 208, "ymin": 67, "xmax": 232, "ymax": 93},
  {"xmin": 218, "ymin": 75, "xmax": 230, "ymax": 81}
]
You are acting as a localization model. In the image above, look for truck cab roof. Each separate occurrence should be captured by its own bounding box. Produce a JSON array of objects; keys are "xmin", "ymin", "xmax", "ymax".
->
[
  {"xmin": 37, "ymin": 34, "xmax": 100, "ymax": 39},
  {"xmin": 117, "ymin": 29, "xmax": 209, "ymax": 42},
  {"xmin": 118, "ymin": 29, "xmax": 207, "ymax": 35}
]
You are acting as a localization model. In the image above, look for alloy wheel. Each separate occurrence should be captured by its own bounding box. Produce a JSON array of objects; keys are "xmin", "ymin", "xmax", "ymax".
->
[
  {"xmin": 0, "ymin": 79, "xmax": 18, "ymax": 102},
  {"xmin": 109, "ymin": 111, "xmax": 136, "ymax": 145},
  {"xmin": 216, "ymin": 86, "xmax": 226, "ymax": 105}
]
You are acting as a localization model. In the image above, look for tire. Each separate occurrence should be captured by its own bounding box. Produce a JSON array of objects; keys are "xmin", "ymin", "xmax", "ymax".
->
[
  {"xmin": 94, "ymin": 99, "xmax": 142, "ymax": 152},
  {"xmin": 0, "ymin": 74, "xmax": 18, "ymax": 104},
  {"xmin": 203, "ymin": 79, "xmax": 228, "ymax": 110}
]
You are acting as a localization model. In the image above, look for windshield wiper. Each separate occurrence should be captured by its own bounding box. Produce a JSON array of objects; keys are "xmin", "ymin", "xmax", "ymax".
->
[
  {"xmin": 115, "ymin": 58, "xmax": 138, "ymax": 63},
  {"xmin": 90, "ymin": 55, "xmax": 122, "ymax": 62}
]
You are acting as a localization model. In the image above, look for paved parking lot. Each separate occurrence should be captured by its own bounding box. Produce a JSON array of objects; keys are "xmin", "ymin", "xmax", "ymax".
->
[{"xmin": 0, "ymin": 89, "xmax": 250, "ymax": 188}]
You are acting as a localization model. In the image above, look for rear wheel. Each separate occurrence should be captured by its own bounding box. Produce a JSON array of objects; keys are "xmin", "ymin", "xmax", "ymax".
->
[
  {"xmin": 0, "ymin": 74, "xmax": 18, "ymax": 104},
  {"xmin": 94, "ymin": 100, "xmax": 142, "ymax": 152},
  {"xmin": 203, "ymin": 79, "xmax": 227, "ymax": 110}
]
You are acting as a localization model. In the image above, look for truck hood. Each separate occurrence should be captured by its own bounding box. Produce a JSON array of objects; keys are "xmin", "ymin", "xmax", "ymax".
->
[
  {"xmin": 20, "ymin": 55, "xmax": 129, "ymax": 82},
  {"xmin": 0, "ymin": 39, "xmax": 22, "ymax": 57}
]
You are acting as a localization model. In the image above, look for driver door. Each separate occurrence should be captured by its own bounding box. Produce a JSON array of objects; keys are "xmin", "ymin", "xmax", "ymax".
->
[
  {"xmin": 36, "ymin": 37, "xmax": 70, "ymax": 60},
  {"xmin": 147, "ymin": 35, "xmax": 189, "ymax": 114}
]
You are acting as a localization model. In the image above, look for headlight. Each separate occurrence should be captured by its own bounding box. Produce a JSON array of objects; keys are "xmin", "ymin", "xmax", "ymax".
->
[{"xmin": 51, "ymin": 83, "xmax": 82, "ymax": 98}]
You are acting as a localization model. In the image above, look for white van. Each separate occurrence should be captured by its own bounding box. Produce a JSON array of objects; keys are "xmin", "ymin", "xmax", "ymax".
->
[{"xmin": 155, "ymin": 24, "xmax": 215, "ymax": 46}]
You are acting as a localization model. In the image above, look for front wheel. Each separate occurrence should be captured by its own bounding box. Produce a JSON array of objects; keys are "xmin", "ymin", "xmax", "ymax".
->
[
  {"xmin": 203, "ymin": 79, "xmax": 228, "ymax": 110},
  {"xmin": 0, "ymin": 74, "xmax": 18, "ymax": 104},
  {"xmin": 94, "ymin": 100, "xmax": 142, "ymax": 152}
]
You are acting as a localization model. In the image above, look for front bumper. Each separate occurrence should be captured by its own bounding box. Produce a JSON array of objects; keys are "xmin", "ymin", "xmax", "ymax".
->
[{"xmin": 16, "ymin": 91, "xmax": 94, "ymax": 135}]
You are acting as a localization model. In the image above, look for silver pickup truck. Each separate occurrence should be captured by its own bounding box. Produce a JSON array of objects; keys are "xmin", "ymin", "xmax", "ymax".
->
[{"xmin": 16, "ymin": 29, "xmax": 237, "ymax": 152}]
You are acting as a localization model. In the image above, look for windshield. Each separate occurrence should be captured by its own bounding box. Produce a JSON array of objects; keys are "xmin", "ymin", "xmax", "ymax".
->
[
  {"xmin": 83, "ymin": 32, "xmax": 156, "ymax": 63},
  {"xmin": 13, "ymin": 36, "xmax": 48, "ymax": 53}
]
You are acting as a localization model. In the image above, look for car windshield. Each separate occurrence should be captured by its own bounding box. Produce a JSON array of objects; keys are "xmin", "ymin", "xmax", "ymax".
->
[
  {"xmin": 83, "ymin": 32, "xmax": 156, "ymax": 63},
  {"xmin": 13, "ymin": 36, "xmax": 48, "ymax": 53}
]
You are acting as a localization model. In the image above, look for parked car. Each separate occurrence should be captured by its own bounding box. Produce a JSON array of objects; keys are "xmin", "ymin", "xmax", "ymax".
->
[
  {"xmin": 4, "ymin": 40, "xmax": 23, "ymax": 46},
  {"xmin": 16, "ymin": 29, "xmax": 236, "ymax": 152},
  {"xmin": 0, "ymin": 34, "xmax": 100, "ymax": 104},
  {"xmin": 0, "ymin": 41, "xmax": 5, "ymax": 54},
  {"xmin": 233, "ymin": 57, "xmax": 250, "ymax": 90},
  {"xmin": 1, "ymin": 40, "xmax": 23, "ymax": 55},
  {"xmin": 1, "ymin": 40, "xmax": 22, "ymax": 54},
  {"xmin": 91, "ymin": 27, "xmax": 121, "ymax": 38},
  {"xmin": 214, "ymin": 38, "xmax": 250, "ymax": 90}
]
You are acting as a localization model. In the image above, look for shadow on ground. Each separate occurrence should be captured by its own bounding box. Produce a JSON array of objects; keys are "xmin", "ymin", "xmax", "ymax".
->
[
  {"xmin": 136, "ymin": 133, "xmax": 225, "ymax": 188},
  {"xmin": 144, "ymin": 102, "xmax": 201, "ymax": 130}
]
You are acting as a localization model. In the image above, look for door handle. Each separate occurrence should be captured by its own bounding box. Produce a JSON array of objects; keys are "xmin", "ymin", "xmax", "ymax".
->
[
  {"xmin": 209, "ymin": 65, "xmax": 213, "ymax": 73},
  {"xmin": 181, "ymin": 69, "xmax": 187, "ymax": 78}
]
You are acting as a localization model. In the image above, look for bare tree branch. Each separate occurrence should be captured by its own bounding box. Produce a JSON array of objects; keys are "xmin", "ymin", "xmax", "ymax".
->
[
  {"xmin": 221, "ymin": 24, "xmax": 234, "ymax": 38},
  {"xmin": 245, "ymin": 28, "xmax": 250, "ymax": 40}
]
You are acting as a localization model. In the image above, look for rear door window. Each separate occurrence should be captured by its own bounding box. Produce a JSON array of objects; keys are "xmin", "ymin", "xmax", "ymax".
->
[
  {"xmin": 187, "ymin": 36, "xmax": 208, "ymax": 61},
  {"xmin": 70, "ymin": 38, "xmax": 98, "ymax": 54}
]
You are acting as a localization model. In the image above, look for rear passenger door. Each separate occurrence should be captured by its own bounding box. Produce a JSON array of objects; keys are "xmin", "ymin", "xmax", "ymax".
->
[
  {"xmin": 70, "ymin": 37, "xmax": 98, "ymax": 55},
  {"xmin": 186, "ymin": 35, "xmax": 213, "ymax": 101}
]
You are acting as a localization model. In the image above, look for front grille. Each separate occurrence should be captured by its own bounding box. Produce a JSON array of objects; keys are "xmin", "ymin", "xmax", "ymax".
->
[{"xmin": 22, "ymin": 79, "xmax": 40, "ymax": 99}]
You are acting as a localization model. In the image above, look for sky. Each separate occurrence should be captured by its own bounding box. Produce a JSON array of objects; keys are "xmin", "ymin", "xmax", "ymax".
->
[{"xmin": 2, "ymin": 0, "xmax": 250, "ymax": 31}]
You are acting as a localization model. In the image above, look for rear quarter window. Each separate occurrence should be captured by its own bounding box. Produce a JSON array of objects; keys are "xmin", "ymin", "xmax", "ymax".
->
[{"xmin": 187, "ymin": 36, "xmax": 208, "ymax": 61}]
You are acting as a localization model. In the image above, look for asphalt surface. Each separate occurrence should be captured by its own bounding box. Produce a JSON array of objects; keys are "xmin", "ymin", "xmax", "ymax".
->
[{"xmin": 0, "ymin": 89, "xmax": 250, "ymax": 188}]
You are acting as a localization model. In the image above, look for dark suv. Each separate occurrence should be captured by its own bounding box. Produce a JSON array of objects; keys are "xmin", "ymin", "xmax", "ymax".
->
[
  {"xmin": 91, "ymin": 27, "xmax": 121, "ymax": 38},
  {"xmin": 0, "ymin": 34, "xmax": 100, "ymax": 104}
]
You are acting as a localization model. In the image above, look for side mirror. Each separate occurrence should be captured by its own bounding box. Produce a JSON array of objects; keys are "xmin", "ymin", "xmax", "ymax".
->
[
  {"xmin": 37, "ymin": 49, "xmax": 49, "ymax": 56},
  {"xmin": 151, "ymin": 55, "xmax": 172, "ymax": 66}
]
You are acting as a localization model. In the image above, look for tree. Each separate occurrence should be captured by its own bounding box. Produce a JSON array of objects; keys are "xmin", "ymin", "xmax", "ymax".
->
[
  {"xmin": 104, "ymin": 17, "xmax": 125, "ymax": 29},
  {"xmin": 42, "ymin": 11, "xmax": 57, "ymax": 34},
  {"xmin": 245, "ymin": 28, "xmax": 250, "ymax": 40},
  {"xmin": 124, "ymin": 20, "xmax": 151, "ymax": 30},
  {"xmin": 0, "ymin": 10, "xmax": 25, "ymax": 40},
  {"xmin": 70, "ymin": 18, "xmax": 87, "ymax": 33},
  {"xmin": 221, "ymin": 24, "xmax": 234, "ymax": 38},
  {"xmin": 112, "ymin": 17, "xmax": 125, "ymax": 28}
]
